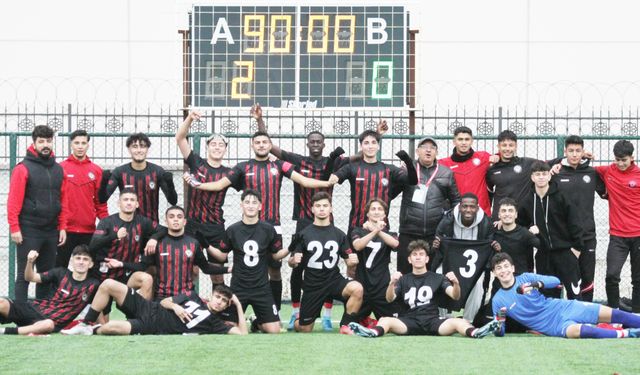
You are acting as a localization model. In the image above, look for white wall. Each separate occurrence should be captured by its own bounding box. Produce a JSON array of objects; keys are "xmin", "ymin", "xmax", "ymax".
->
[{"xmin": 1, "ymin": 0, "xmax": 640, "ymax": 109}]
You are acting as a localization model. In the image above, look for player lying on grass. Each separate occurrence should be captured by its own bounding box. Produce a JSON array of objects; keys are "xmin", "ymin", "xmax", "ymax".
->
[
  {"xmin": 491, "ymin": 252, "xmax": 640, "ymax": 338},
  {"xmin": 0, "ymin": 245, "xmax": 99, "ymax": 335},
  {"xmin": 349, "ymin": 240, "xmax": 502, "ymax": 338},
  {"xmin": 61, "ymin": 279, "xmax": 247, "ymax": 335}
]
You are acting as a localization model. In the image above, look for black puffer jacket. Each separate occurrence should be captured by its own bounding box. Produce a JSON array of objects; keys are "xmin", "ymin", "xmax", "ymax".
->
[{"xmin": 396, "ymin": 162, "xmax": 460, "ymax": 238}]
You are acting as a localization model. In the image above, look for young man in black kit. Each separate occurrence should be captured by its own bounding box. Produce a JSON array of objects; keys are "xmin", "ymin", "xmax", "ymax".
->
[
  {"xmin": 206, "ymin": 189, "xmax": 290, "ymax": 334},
  {"xmin": 289, "ymin": 192, "xmax": 363, "ymax": 334}
]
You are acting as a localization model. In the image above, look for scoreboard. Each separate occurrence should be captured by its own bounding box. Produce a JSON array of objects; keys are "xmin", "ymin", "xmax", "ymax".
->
[{"xmin": 190, "ymin": 6, "xmax": 408, "ymax": 108}]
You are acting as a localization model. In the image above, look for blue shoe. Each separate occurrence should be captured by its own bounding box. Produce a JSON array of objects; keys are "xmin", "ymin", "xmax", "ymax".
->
[
  {"xmin": 348, "ymin": 322, "xmax": 377, "ymax": 338},
  {"xmin": 628, "ymin": 328, "xmax": 640, "ymax": 338},
  {"xmin": 322, "ymin": 317, "xmax": 333, "ymax": 332},
  {"xmin": 288, "ymin": 312, "xmax": 297, "ymax": 331}
]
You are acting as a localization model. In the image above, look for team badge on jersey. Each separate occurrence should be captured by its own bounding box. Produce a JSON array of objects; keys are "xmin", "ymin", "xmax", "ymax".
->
[
  {"xmin": 88, "ymin": 172, "xmax": 95, "ymax": 180},
  {"xmin": 134, "ymin": 235, "xmax": 140, "ymax": 242},
  {"xmin": 185, "ymin": 250, "xmax": 193, "ymax": 258},
  {"xmin": 472, "ymin": 158, "xmax": 481, "ymax": 166},
  {"xmin": 149, "ymin": 181, "xmax": 156, "ymax": 189},
  {"xmin": 381, "ymin": 178, "xmax": 389, "ymax": 186},
  {"xmin": 82, "ymin": 293, "xmax": 89, "ymax": 302},
  {"xmin": 583, "ymin": 175, "xmax": 591, "ymax": 183},
  {"xmin": 271, "ymin": 167, "xmax": 279, "ymax": 176},
  {"xmin": 630, "ymin": 180, "xmax": 637, "ymax": 188},
  {"xmin": 513, "ymin": 165, "xmax": 522, "ymax": 174}
]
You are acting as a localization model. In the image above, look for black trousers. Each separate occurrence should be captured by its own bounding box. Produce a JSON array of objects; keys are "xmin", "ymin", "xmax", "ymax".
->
[
  {"xmin": 579, "ymin": 238, "xmax": 597, "ymax": 302},
  {"xmin": 535, "ymin": 248, "xmax": 582, "ymax": 300},
  {"xmin": 605, "ymin": 235, "xmax": 640, "ymax": 312},
  {"xmin": 15, "ymin": 234, "xmax": 58, "ymax": 301}
]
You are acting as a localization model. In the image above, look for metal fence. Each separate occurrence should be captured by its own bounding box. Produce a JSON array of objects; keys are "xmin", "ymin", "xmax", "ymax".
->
[{"xmin": 1, "ymin": 105, "xmax": 639, "ymax": 302}]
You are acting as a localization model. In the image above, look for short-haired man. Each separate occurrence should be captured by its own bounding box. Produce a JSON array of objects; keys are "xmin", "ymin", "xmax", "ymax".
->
[
  {"xmin": 89, "ymin": 188, "xmax": 156, "ymax": 304},
  {"xmin": 351, "ymin": 198, "xmax": 400, "ymax": 323},
  {"xmin": 62, "ymin": 282, "xmax": 246, "ymax": 336},
  {"xmin": 432, "ymin": 192, "xmax": 500, "ymax": 321},
  {"xmin": 394, "ymin": 136, "xmax": 460, "ymax": 273},
  {"xmin": 102, "ymin": 132, "xmax": 178, "ymax": 224},
  {"xmin": 517, "ymin": 161, "xmax": 584, "ymax": 300},
  {"xmin": 486, "ymin": 130, "xmax": 539, "ymax": 221},
  {"xmin": 0, "ymin": 245, "xmax": 99, "ymax": 335},
  {"xmin": 552, "ymin": 135, "xmax": 606, "ymax": 301},
  {"xmin": 494, "ymin": 198, "xmax": 539, "ymax": 275},
  {"xmin": 491, "ymin": 252, "xmax": 640, "ymax": 338},
  {"xmin": 439, "ymin": 126, "xmax": 496, "ymax": 216},
  {"xmin": 59, "ymin": 129, "xmax": 109, "ymax": 268},
  {"xmin": 8, "ymin": 124, "xmax": 69, "ymax": 301},
  {"xmin": 289, "ymin": 192, "xmax": 363, "ymax": 334},
  {"xmin": 595, "ymin": 140, "xmax": 640, "ymax": 312},
  {"xmin": 206, "ymin": 190, "xmax": 290, "ymax": 334},
  {"xmin": 348, "ymin": 240, "xmax": 501, "ymax": 338}
]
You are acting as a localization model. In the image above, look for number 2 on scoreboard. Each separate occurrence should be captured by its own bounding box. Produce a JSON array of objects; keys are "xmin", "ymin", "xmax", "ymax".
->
[{"xmin": 231, "ymin": 61, "xmax": 254, "ymax": 99}]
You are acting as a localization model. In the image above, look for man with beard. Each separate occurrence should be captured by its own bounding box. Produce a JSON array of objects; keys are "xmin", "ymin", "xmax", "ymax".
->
[{"xmin": 8, "ymin": 125, "xmax": 70, "ymax": 301}]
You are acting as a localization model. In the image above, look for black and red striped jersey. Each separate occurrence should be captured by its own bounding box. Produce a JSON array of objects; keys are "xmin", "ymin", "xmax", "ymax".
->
[
  {"xmin": 292, "ymin": 224, "xmax": 352, "ymax": 290},
  {"xmin": 219, "ymin": 220, "xmax": 282, "ymax": 291},
  {"xmin": 32, "ymin": 268, "xmax": 100, "ymax": 328},
  {"xmin": 154, "ymin": 233, "xmax": 225, "ymax": 299},
  {"xmin": 280, "ymin": 150, "xmax": 347, "ymax": 221},
  {"xmin": 89, "ymin": 213, "xmax": 157, "ymax": 281},
  {"xmin": 226, "ymin": 159, "xmax": 294, "ymax": 224},
  {"xmin": 105, "ymin": 162, "xmax": 178, "ymax": 223},
  {"xmin": 184, "ymin": 151, "xmax": 232, "ymax": 226},
  {"xmin": 333, "ymin": 160, "xmax": 410, "ymax": 230}
]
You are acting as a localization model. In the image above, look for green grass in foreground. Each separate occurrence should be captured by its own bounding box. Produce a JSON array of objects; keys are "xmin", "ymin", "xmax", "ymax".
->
[{"xmin": 2, "ymin": 304, "xmax": 639, "ymax": 375}]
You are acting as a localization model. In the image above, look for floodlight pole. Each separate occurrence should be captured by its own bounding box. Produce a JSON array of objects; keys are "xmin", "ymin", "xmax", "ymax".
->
[{"xmin": 408, "ymin": 29, "xmax": 419, "ymax": 151}]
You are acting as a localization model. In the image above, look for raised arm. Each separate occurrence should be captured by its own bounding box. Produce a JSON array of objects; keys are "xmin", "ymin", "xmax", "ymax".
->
[
  {"xmin": 24, "ymin": 250, "xmax": 43, "ymax": 283},
  {"xmin": 386, "ymin": 271, "xmax": 401, "ymax": 303},
  {"xmin": 176, "ymin": 111, "xmax": 200, "ymax": 159},
  {"xmin": 290, "ymin": 170, "xmax": 333, "ymax": 189}
]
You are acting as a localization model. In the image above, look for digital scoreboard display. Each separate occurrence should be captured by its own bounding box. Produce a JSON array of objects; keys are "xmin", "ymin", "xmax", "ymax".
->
[{"xmin": 190, "ymin": 6, "xmax": 408, "ymax": 108}]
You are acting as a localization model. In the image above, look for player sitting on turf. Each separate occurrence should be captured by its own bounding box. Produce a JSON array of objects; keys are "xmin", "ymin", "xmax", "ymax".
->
[
  {"xmin": 0, "ymin": 245, "xmax": 100, "ymax": 335},
  {"xmin": 61, "ymin": 280, "xmax": 246, "ymax": 335},
  {"xmin": 288, "ymin": 192, "xmax": 364, "ymax": 334},
  {"xmin": 491, "ymin": 252, "xmax": 640, "ymax": 338},
  {"xmin": 349, "ymin": 240, "xmax": 502, "ymax": 338}
]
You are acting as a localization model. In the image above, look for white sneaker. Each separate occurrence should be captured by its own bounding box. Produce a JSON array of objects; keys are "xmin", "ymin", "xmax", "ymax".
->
[{"xmin": 61, "ymin": 322, "xmax": 99, "ymax": 336}]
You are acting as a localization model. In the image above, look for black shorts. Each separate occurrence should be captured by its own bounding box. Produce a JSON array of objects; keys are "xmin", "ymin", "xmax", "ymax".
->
[
  {"xmin": 186, "ymin": 221, "xmax": 228, "ymax": 266},
  {"xmin": 399, "ymin": 311, "xmax": 447, "ymax": 336},
  {"xmin": 119, "ymin": 288, "xmax": 160, "ymax": 335},
  {"xmin": 359, "ymin": 293, "xmax": 402, "ymax": 319},
  {"xmin": 299, "ymin": 276, "xmax": 350, "ymax": 326},
  {"xmin": 6, "ymin": 300, "xmax": 46, "ymax": 327},
  {"xmin": 234, "ymin": 286, "xmax": 280, "ymax": 324}
]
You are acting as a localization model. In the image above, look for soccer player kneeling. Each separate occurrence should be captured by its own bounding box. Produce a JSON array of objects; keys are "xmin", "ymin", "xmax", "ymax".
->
[
  {"xmin": 62, "ymin": 280, "xmax": 247, "ymax": 335},
  {"xmin": 491, "ymin": 252, "xmax": 640, "ymax": 338},
  {"xmin": 349, "ymin": 240, "xmax": 501, "ymax": 338}
]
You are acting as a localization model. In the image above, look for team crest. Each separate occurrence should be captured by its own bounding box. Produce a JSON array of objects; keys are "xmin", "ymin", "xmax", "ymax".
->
[
  {"xmin": 185, "ymin": 250, "xmax": 193, "ymax": 258},
  {"xmin": 134, "ymin": 235, "xmax": 140, "ymax": 242},
  {"xmin": 271, "ymin": 168, "xmax": 279, "ymax": 176},
  {"xmin": 513, "ymin": 165, "xmax": 522, "ymax": 174},
  {"xmin": 149, "ymin": 181, "xmax": 156, "ymax": 189},
  {"xmin": 630, "ymin": 180, "xmax": 637, "ymax": 188},
  {"xmin": 582, "ymin": 175, "xmax": 591, "ymax": 183},
  {"xmin": 82, "ymin": 293, "xmax": 88, "ymax": 302},
  {"xmin": 381, "ymin": 178, "xmax": 389, "ymax": 186},
  {"xmin": 472, "ymin": 158, "xmax": 481, "ymax": 166},
  {"xmin": 88, "ymin": 172, "xmax": 95, "ymax": 180}
]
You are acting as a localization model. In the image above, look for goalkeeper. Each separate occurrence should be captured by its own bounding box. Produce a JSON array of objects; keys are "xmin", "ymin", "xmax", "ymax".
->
[{"xmin": 491, "ymin": 252, "xmax": 640, "ymax": 338}]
